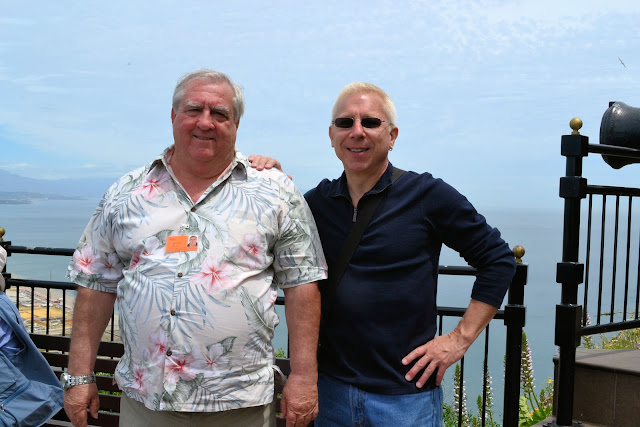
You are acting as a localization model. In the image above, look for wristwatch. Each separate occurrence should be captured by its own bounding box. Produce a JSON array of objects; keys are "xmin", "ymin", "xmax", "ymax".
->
[{"xmin": 60, "ymin": 372, "xmax": 96, "ymax": 390}]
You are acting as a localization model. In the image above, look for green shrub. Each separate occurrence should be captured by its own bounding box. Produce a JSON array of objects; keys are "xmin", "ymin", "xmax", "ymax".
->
[{"xmin": 442, "ymin": 332, "xmax": 552, "ymax": 427}]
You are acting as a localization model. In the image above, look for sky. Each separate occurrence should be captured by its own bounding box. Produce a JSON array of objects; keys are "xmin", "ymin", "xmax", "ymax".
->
[{"xmin": 2, "ymin": 1, "xmax": 640, "ymax": 210}]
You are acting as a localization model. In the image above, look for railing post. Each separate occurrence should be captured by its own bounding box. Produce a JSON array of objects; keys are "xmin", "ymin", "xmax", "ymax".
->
[
  {"xmin": 503, "ymin": 246, "xmax": 527, "ymax": 427},
  {"xmin": 551, "ymin": 119, "xmax": 588, "ymax": 426}
]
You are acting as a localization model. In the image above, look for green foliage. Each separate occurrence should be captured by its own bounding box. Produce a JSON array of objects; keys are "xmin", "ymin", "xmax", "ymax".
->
[
  {"xmin": 518, "ymin": 378, "xmax": 553, "ymax": 426},
  {"xmin": 584, "ymin": 328, "xmax": 640, "ymax": 350},
  {"xmin": 443, "ymin": 364, "xmax": 499, "ymax": 427},
  {"xmin": 581, "ymin": 311, "xmax": 640, "ymax": 350},
  {"xmin": 442, "ymin": 314, "xmax": 640, "ymax": 426},
  {"xmin": 442, "ymin": 332, "xmax": 552, "ymax": 427},
  {"xmin": 519, "ymin": 396, "xmax": 532, "ymax": 425},
  {"xmin": 599, "ymin": 327, "xmax": 640, "ymax": 349},
  {"xmin": 442, "ymin": 402, "xmax": 458, "ymax": 427},
  {"xmin": 274, "ymin": 347, "xmax": 286, "ymax": 358},
  {"xmin": 518, "ymin": 332, "xmax": 553, "ymax": 427}
]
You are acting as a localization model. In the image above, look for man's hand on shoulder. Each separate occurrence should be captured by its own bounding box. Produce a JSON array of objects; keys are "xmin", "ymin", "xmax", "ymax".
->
[
  {"xmin": 280, "ymin": 372, "xmax": 319, "ymax": 427},
  {"xmin": 248, "ymin": 154, "xmax": 292, "ymax": 179}
]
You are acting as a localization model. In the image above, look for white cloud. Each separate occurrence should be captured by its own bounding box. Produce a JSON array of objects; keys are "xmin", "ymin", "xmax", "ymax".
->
[{"xmin": 0, "ymin": 163, "xmax": 32, "ymax": 170}]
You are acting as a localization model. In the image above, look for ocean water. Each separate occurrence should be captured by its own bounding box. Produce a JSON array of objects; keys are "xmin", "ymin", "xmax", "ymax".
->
[{"xmin": 1, "ymin": 198, "xmax": 568, "ymax": 414}]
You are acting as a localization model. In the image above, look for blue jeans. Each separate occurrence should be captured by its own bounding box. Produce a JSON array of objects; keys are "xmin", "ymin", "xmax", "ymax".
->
[{"xmin": 315, "ymin": 374, "xmax": 443, "ymax": 427}]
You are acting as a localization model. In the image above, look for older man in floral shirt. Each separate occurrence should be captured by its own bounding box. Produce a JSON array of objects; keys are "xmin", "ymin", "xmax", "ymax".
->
[{"xmin": 64, "ymin": 69, "xmax": 327, "ymax": 427}]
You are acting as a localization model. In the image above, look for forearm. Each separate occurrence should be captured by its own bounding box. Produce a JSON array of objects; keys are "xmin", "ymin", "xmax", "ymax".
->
[
  {"xmin": 452, "ymin": 298, "xmax": 498, "ymax": 347},
  {"xmin": 68, "ymin": 287, "xmax": 117, "ymax": 375},
  {"xmin": 283, "ymin": 282, "xmax": 321, "ymax": 379}
]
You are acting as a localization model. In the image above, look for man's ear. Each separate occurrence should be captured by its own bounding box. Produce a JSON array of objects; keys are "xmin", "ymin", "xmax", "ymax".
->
[
  {"xmin": 390, "ymin": 126, "xmax": 399, "ymax": 144},
  {"xmin": 329, "ymin": 125, "xmax": 334, "ymax": 147},
  {"xmin": 171, "ymin": 108, "xmax": 176, "ymax": 123}
]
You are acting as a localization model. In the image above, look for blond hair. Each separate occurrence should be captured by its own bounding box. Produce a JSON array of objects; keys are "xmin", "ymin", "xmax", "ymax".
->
[{"xmin": 331, "ymin": 82, "xmax": 396, "ymax": 129}]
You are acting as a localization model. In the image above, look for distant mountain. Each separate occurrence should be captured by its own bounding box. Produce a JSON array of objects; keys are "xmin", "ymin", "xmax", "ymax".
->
[{"xmin": 0, "ymin": 169, "xmax": 115, "ymax": 198}]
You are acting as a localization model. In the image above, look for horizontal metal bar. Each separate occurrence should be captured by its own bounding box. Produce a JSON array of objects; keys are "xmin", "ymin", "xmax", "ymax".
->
[
  {"xmin": 581, "ymin": 318, "xmax": 640, "ymax": 336},
  {"xmin": 588, "ymin": 143, "xmax": 640, "ymax": 159},
  {"xmin": 4, "ymin": 245, "xmax": 75, "ymax": 256},
  {"xmin": 586, "ymin": 185, "xmax": 640, "ymax": 197},
  {"xmin": 7, "ymin": 278, "xmax": 78, "ymax": 290}
]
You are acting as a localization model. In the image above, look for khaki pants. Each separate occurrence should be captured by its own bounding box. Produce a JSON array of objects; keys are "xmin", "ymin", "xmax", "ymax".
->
[{"xmin": 119, "ymin": 394, "xmax": 276, "ymax": 427}]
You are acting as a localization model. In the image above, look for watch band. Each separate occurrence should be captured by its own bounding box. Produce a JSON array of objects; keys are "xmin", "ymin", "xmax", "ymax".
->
[{"xmin": 61, "ymin": 372, "xmax": 96, "ymax": 389}]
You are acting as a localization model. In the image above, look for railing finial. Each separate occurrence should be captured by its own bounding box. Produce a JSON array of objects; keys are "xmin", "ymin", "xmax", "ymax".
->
[
  {"xmin": 513, "ymin": 245, "xmax": 525, "ymax": 263},
  {"xmin": 0, "ymin": 227, "xmax": 4, "ymax": 242},
  {"xmin": 570, "ymin": 117, "xmax": 583, "ymax": 135}
]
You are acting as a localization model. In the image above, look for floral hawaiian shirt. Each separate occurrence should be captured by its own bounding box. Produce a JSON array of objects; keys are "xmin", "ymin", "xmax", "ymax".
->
[{"xmin": 67, "ymin": 148, "xmax": 327, "ymax": 412}]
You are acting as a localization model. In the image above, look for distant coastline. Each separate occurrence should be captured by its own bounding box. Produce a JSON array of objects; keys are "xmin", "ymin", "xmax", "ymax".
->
[
  {"xmin": 0, "ymin": 199, "xmax": 32, "ymax": 204},
  {"xmin": 0, "ymin": 191, "xmax": 86, "ymax": 204},
  {"xmin": 0, "ymin": 169, "xmax": 113, "ymax": 199}
]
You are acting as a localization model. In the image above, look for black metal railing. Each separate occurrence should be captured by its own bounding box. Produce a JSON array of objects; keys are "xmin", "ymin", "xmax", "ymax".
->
[
  {"xmin": 0, "ymin": 236, "xmax": 527, "ymax": 426},
  {"xmin": 553, "ymin": 122, "xmax": 640, "ymax": 426}
]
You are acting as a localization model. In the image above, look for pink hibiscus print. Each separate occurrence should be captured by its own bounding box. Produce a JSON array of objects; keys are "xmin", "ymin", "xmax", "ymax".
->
[
  {"xmin": 165, "ymin": 351, "xmax": 196, "ymax": 385},
  {"xmin": 130, "ymin": 364, "xmax": 149, "ymax": 396},
  {"xmin": 190, "ymin": 257, "xmax": 234, "ymax": 295},
  {"xmin": 133, "ymin": 170, "xmax": 171, "ymax": 200},
  {"xmin": 200, "ymin": 343, "xmax": 228, "ymax": 377},
  {"xmin": 129, "ymin": 237, "xmax": 161, "ymax": 270},
  {"xmin": 94, "ymin": 252, "xmax": 124, "ymax": 280},
  {"xmin": 129, "ymin": 252, "xmax": 141, "ymax": 270},
  {"xmin": 231, "ymin": 233, "xmax": 266, "ymax": 269},
  {"xmin": 73, "ymin": 246, "xmax": 97, "ymax": 275},
  {"xmin": 148, "ymin": 330, "xmax": 168, "ymax": 360}
]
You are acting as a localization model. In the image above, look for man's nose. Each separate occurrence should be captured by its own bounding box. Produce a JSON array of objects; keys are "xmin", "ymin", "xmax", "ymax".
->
[
  {"xmin": 350, "ymin": 119, "xmax": 365, "ymax": 137},
  {"xmin": 197, "ymin": 111, "xmax": 216, "ymax": 129}
]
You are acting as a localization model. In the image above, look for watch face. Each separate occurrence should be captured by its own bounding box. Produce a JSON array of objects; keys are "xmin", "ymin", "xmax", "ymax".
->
[{"xmin": 60, "ymin": 373, "xmax": 69, "ymax": 389}]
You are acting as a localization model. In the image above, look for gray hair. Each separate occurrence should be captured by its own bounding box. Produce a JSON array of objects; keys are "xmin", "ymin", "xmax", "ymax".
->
[
  {"xmin": 331, "ymin": 82, "xmax": 397, "ymax": 131},
  {"xmin": 172, "ymin": 69, "xmax": 245, "ymax": 122}
]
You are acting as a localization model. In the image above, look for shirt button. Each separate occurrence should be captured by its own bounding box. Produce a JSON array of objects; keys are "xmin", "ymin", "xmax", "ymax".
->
[
  {"xmin": 166, "ymin": 349, "xmax": 172, "ymax": 356},
  {"xmin": 191, "ymin": 207, "xmax": 197, "ymax": 212},
  {"xmin": 170, "ymin": 309, "xmax": 176, "ymax": 316},
  {"xmin": 177, "ymin": 273, "xmax": 183, "ymax": 278}
]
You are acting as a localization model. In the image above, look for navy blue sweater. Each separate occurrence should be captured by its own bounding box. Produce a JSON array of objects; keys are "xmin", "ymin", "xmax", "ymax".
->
[{"xmin": 304, "ymin": 163, "xmax": 516, "ymax": 394}]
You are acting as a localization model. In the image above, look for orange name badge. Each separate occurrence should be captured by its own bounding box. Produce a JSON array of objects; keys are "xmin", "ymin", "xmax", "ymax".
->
[{"xmin": 166, "ymin": 235, "xmax": 199, "ymax": 253}]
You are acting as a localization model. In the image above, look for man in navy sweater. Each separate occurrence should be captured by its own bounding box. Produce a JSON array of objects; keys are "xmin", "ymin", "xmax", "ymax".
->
[{"xmin": 251, "ymin": 82, "xmax": 516, "ymax": 426}]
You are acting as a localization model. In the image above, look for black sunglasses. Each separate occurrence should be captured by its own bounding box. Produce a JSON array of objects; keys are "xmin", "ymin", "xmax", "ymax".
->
[{"xmin": 333, "ymin": 117, "xmax": 392, "ymax": 129}]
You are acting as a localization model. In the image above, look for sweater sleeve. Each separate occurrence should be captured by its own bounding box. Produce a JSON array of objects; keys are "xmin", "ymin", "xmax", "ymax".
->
[{"xmin": 424, "ymin": 178, "xmax": 516, "ymax": 308}]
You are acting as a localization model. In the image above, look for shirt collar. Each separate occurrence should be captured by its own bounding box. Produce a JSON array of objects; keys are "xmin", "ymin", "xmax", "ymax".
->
[
  {"xmin": 330, "ymin": 162, "xmax": 396, "ymax": 199},
  {"xmin": 148, "ymin": 146, "xmax": 248, "ymax": 182}
]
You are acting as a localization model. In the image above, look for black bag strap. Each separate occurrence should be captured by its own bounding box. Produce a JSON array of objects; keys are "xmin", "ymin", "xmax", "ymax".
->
[{"xmin": 325, "ymin": 167, "xmax": 405, "ymax": 303}]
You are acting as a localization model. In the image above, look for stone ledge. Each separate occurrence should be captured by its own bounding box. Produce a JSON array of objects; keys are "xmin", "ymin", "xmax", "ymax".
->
[
  {"xmin": 572, "ymin": 348, "xmax": 640, "ymax": 376},
  {"xmin": 535, "ymin": 416, "xmax": 608, "ymax": 426},
  {"xmin": 551, "ymin": 348, "xmax": 640, "ymax": 427}
]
